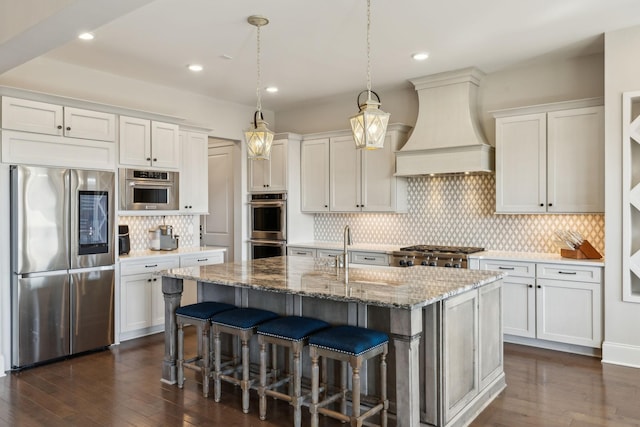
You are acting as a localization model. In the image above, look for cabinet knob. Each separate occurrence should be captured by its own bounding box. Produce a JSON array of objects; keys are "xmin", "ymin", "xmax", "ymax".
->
[
  {"xmin": 528, "ymin": 284, "xmax": 533, "ymax": 288},
  {"xmin": 537, "ymin": 285, "xmax": 542, "ymax": 289},
  {"xmin": 146, "ymin": 157, "xmax": 151, "ymax": 161},
  {"xmin": 147, "ymin": 278, "xmax": 152, "ymax": 282},
  {"xmin": 153, "ymin": 158, "xmax": 158, "ymax": 162},
  {"xmin": 188, "ymin": 205, "xmax": 192, "ymax": 209},
  {"xmin": 539, "ymin": 203, "xmax": 544, "ymax": 207},
  {"xmin": 548, "ymin": 203, "xmax": 553, "ymax": 207},
  {"xmin": 66, "ymin": 126, "xmax": 71, "ymax": 131},
  {"xmin": 324, "ymin": 205, "xmax": 328, "ymax": 208},
  {"xmin": 57, "ymin": 125, "xmax": 63, "ymax": 130}
]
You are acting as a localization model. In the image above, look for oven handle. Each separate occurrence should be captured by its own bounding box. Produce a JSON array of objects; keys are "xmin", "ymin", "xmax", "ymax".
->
[
  {"xmin": 249, "ymin": 239, "xmax": 287, "ymax": 247},
  {"xmin": 248, "ymin": 201, "xmax": 286, "ymax": 206}
]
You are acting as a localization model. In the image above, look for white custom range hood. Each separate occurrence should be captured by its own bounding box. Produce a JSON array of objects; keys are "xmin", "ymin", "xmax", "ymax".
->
[{"xmin": 396, "ymin": 67, "xmax": 494, "ymax": 176}]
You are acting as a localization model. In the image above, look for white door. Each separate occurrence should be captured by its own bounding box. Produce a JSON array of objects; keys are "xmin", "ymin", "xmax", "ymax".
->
[
  {"xmin": 201, "ymin": 142, "xmax": 235, "ymax": 261},
  {"xmin": 330, "ymin": 136, "xmax": 361, "ymax": 212},
  {"xmin": 300, "ymin": 138, "xmax": 330, "ymax": 212}
]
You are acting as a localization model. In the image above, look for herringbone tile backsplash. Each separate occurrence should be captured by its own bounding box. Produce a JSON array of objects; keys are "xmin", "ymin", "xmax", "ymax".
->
[{"xmin": 314, "ymin": 175, "xmax": 605, "ymax": 254}]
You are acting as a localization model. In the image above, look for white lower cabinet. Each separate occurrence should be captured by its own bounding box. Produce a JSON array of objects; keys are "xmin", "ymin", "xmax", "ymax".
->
[
  {"xmin": 478, "ymin": 258, "xmax": 603, "ymax": 349},
  {"xmin": 287, "ymin": 246, "xmax": 316, "ymax": 257},
  {"xmin": 120, "ymin": 256, "xmax": 179, "ymax": 341}
]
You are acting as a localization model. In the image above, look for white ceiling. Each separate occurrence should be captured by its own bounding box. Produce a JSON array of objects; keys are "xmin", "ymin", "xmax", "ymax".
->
[{"xmin": 4, "ymin": 0, "xmax": 640, "ymax": 111}]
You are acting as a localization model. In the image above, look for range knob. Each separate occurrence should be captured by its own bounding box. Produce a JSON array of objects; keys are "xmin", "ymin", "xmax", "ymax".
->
[
  {"xmin": 399, "ymin": 259, "xmax": 406, "ymax": 267},
  {"xmin": 407, "ymin": 259, "xmax": 415, "ymax": 267},
  {"xmin": 429, "ymin": 257, "xmax": 438, "ymax": 267},
  {"xmin": 421, "ymin": 260, "xmax": 428, "ymax": 266},
  {"xmin": 453, "ymin": 258, "xmax": 463, "ymax": 268},
  {"xmin": 444, "ymin": 257, "xmax": 454, "ymax": 268}
]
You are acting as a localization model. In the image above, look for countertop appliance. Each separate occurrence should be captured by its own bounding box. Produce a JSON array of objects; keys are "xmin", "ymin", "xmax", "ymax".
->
[
  {"xmin": 149, "ymin": 224, "xmax": 179, "ymax": 251},
  {"xmin": 249, "ymin": 193, "xmax": 287, "ymax": 259},
  {"xmin": 119, "ymin": 168, "xmax": 179, "ymax": 211},
  {"xmin": 118, "ymin": 225, "xmax": 131, "ymax": 255},
  {"xmin": 10, "ymin": 165, "xmax": 115, "ymax": 369},
  {"xmin": 391, "ymin": 245, "xmax": 484, "ymax": 268}
]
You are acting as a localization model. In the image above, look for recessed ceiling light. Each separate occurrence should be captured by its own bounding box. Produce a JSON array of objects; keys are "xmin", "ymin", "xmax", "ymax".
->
[
  {"xmin": 188, "ymin": 64, "xmax": 203, "ymax": 72},
  {"xmin": 78, "ymin": 32, "xmax": 94, "ymax": 41},
  {"xmin": 265, "ymin": 86, "xmax": 278, "ymax": 93},
  {"xmin": 221, "ymin": 54, "xmax": 233, "ymax": 60},
  {"xmin": 412, "ymin": 52, "xmax": 429, "ymax": 61}
]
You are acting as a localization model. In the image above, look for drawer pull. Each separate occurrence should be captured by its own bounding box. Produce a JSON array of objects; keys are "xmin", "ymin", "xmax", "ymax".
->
[
  {"xmin": 197, "ymin": 258, "xmax": 208, "ymax": 262},
  {"xmin": 145, "ymin": 264, "xmax": 158, "ymax": 268},
  {"xmin": 363, "ymin": 257, "xmax": 376, "ymax": 261},
  {"xmin": 295, "ymin": 252, "xmax": 307, "ymax": 255},
  {"xmin": 327, "ymin": 254, "xmax": 337, "ymax": 258},
  {"xmin": 498, "ymin": 266, "xmax": 515, "ymax": 270},
  {"xmin": 558, "ymin": 271, "xmax": 577, "ymax": 275}
]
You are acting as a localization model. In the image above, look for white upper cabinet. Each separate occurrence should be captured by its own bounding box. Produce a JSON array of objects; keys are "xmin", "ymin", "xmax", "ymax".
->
[
  {"xmin": 119, "ymin": 116, "xmax": 179, "ymax": 170},
  {"xmin": 2, "ymin": 96, "xmax": 116, "ymax": 141},
  {"xmin": 300, "ymin": 138, "xmax": 330, "ymax": 212},
  {"xmin": 179, "ymin": 130, "xmax": 209, "ymax": 213},
  {"xmin": 494, "ymin": 99, "xmax": 604, "ymax": 214},
  {"xmin": 301, "ymin": 124, "xmax": 410, "ymax": 213},
  {"xmin": 248, "ymin": 139, "xmax": 287, "ymax": 192}
]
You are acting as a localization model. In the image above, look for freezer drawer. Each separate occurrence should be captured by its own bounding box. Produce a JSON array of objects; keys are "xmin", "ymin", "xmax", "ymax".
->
[
  {"xmin": 71, "ymin": 268, "xmax": 115, "ymax": 354},
  {"xmin": 13, "ymin": 274, "xmax": 71, "ymax": 368}
]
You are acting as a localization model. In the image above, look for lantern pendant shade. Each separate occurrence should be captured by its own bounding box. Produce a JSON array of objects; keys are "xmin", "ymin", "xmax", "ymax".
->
[
  {"xmin": 245, "ymin": 117, "xmax": 274, "ymax": 160},
  {"xmin": 350, "ymin": 99, "xmax": 390, "ymax": 150}
]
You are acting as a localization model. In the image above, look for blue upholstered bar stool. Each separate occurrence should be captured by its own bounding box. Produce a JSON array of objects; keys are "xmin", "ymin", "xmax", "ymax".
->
[
  {"xmin": 175, "ymin": 301, "xmax": 236, "ymax": 397},
  {"xmin": 256, "ymin": 316, "xmax": 331, "ymax": 427},
  {"xmin": 211, "ymin": 307, "xmax": 279, "ymax": 413},
  {"xmin": 308, "ymin": 325, "xmax": 389, "ymax": 427}
]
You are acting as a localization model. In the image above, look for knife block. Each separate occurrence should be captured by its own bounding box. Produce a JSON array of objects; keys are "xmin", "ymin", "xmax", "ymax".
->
[{"xmin": 560, "ymin": 240, "xmax": 602, "ymax": 259}]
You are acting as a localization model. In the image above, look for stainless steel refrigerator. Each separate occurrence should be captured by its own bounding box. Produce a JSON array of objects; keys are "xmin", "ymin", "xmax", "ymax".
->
[{"xmin": 10, "ymin": 165, "xmax": 115, "ymax": 369}]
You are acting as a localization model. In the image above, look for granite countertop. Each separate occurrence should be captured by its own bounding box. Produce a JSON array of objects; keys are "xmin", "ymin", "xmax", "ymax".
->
[
  {"xmin": 163, "ymin": 256, "xmax": 505, "ymax": 309},
  {"xmin": 119, "ymin": 246, "xmax": 226, "ymax": 262},
  {"xmin": 468, "ymin": 250, "xmax": 605, "ymax": 267},
  {"xmin": 287, "ymin": 241, "xmax": 402, "ymax": 253}
]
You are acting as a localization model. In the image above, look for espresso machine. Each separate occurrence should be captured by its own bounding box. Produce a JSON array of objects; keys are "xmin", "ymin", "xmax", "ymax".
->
[{"xmin": 149, "ymin": 225, "xmax": 179, "ymax": 251}]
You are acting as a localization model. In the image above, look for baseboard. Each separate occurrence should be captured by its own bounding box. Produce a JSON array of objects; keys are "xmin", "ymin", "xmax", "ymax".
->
[
  {"xmin": 602, "ymin": 341, "xmax": 640, "ymax": 368},
  {"xmin": 504, "ymin": 335, "xmax": 601, "ymax": 357}
]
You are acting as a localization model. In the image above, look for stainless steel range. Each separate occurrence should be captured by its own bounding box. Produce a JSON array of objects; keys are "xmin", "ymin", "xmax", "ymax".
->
[{"xmin": 391, "ymin": 245, "xmax": 485, "ymax": 268}]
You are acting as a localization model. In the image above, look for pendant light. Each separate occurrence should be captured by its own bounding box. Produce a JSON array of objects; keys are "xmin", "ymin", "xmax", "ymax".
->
[
  {"xmin": 245, "ymin": 15, "xmax": 274, "ymax": 160},
  {"xmin": 349, "ymin": 0, "xmax": 390, "ymax": 150}
]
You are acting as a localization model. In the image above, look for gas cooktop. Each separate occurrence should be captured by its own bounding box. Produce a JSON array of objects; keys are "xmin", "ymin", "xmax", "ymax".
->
[{"xmin": 398, "ymin": 245, "xmax": 485, "ymax": 255}]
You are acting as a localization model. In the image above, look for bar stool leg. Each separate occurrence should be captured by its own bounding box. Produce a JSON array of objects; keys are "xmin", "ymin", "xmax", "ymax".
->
[
  {"xmin": 259, "ymin": 340, "xmax": 268, "ymax": 421},
  {"xmin": 352, "ymin": 365, "xmax": 361, "ymax": 423},
  {"xmin": 241, "ymin": 337, "xmax": 250, "ymax": 413},
  {"xmin": 340, "ymin": 360, "xmax": 348, "ymax": 416},
  {"xmin": 201, "ymin": 323, "xmax": 211, "ymax": 398},
  {"xmin": 381, "ymin": 351, "xmax": 388, "ymax": 427},
  {"xmin": 213, "ymin": 330, "xmax": 222, "ymax": 403},
  {"xmin": 310, "ymin": 352, "xmax": 320, "ymax": 427},
  {"xmin": 177, "ymin": 322, "xmax": 185, "ymax": 388},
  {"xmin": 293, "ymin": 348, "xmax": 302, "ymax": 427}
]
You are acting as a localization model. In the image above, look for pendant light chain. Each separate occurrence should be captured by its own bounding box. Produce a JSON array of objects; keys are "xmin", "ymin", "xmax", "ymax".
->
[
  {"xmin": 366, "ymin": 0, "xmax": 372, "ymax": 101},
  {"xmin": 256, "ymin": 24, "xmax": 263, "ymax": 113}
]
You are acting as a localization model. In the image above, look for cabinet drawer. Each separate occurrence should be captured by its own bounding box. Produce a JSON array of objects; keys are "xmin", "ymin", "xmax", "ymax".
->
[
  {"xmin": 317, "ymin": 249, "xmax": 342, "ymax": 259},
  {"xmin": 536, "ymin": 263, "xmax": 602, "ymax": 283},
  {"xmin": 120, "ymin": 257, "xmax": 179, "ymax": 276},
  {"xmin": 287, "ymin": 247, "xmax": 316, "ymax": 257},
  {"xmin": 350, "ymin": 251, "xmax": 389, "ymax": 266},
  {"xmin": 479, "ymin": 260, "xmax": 535, "ymax": 278},
  {"xmin": 180, "ymin": 252, "xmax": 224, "ymax": 267}
]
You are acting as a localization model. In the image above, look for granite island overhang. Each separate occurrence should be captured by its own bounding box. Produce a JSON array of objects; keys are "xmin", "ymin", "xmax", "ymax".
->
[{"xmin": 160, "ymin": 256, "xmax": 506, "ymax": 427}]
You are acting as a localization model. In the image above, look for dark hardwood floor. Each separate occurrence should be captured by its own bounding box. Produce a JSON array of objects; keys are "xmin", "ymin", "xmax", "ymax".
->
[{"xmin": 1, "ymin": 329, "xmax": 639, "ymax": 426}]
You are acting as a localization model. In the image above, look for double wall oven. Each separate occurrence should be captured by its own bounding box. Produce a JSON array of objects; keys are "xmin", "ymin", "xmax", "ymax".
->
[{"xmin": 249, "ymin": 193, "xmax": 287, "ymax": 259}]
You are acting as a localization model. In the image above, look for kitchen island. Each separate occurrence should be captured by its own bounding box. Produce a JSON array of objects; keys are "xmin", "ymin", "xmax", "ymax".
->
[{"xmin": 160, "ymin": 256, "xmax": 506, "ymax": 427}]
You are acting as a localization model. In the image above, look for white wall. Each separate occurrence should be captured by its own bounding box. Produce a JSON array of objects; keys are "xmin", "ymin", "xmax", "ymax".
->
[{"xmin": 602, "ymin": 25, "xmax": 640, "ymax": 368}]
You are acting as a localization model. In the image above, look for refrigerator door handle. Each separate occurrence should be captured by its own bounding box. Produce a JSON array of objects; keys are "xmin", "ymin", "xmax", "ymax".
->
[
  {"xmin": 19, "ymin": 270, "xmax": 70, "ymax": 279},
  {"xmin": 69, "ymin": 265, "xmax": 115, "ymax": 274}
]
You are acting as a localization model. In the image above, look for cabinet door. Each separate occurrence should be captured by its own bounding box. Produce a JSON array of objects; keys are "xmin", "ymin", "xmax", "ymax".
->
[
  {"xmin": 301, "ymin": 138, "xmax": 330, "ymax": 212},
  {"xmin": 119, "ymin": 116, "xmax": 151, "ymax": 167},
  {"xmin": 267, "ymin": 140, "xmax": 287, "ymax": 191},
  {"xmin": 536, "ymin": 278, "xmax": 602, "ymax": 347},
  {"xmin": 151, "ymin": 121, "xmax": 180, "ymax": 169},
  {"xmin": 63, "ymin": 107, "xmax": 116, "ymax": 141},
  {"xmin": 502, "ymin": 276, "xmax": 536, "ymax": 338},
  {"xmin": 361, "ymin": 133, "xmax": 396, "ymax": 212},
  {"xmin": 287, "ymin": 247, "xmax": 316, "ymax": 257},
  {"xmin": 120, "ymin": 273, "xmax": 153, "ymax": 333},
  {"xmin": 180, "ymin": 131, "xmax": 209, "ymax": 213},
  {"xmin": 1, "ymin": 96, "xmax": 63, "ymax": 136},
  {"xmin": 443, "ymin": 289, "xmax": 478, "ymax": 423},
  {"xmin": 495, "ymin": 113, "xmax": 547, "ymax": 213},
  {"xmin": 330, "ymin": 136, "xmax": 361, "ymax": 212},
  {"xmin": 547, "ymin": 106, "xmax": 604, "ymax": 213},
  {"xmin": 248, "ymin": 155, "xmax": 269, "ymax": 191},
  {"xmin": 150, "ymin": 275, "xmax": 165, "ymax": 327},
  {"xmin": 478, "ymin": 280, "xmax": 503, "ymax": 389}
]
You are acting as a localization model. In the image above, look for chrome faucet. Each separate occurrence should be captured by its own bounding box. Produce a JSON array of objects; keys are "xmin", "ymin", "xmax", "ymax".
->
[{"xmin": 343, "ymin": 225, "xmax": 352, "ymax": 284}]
